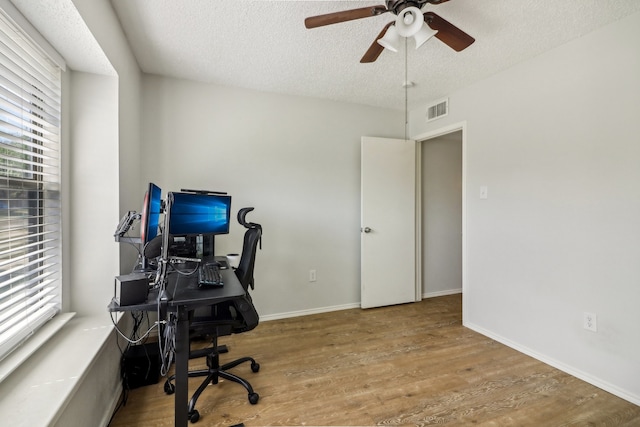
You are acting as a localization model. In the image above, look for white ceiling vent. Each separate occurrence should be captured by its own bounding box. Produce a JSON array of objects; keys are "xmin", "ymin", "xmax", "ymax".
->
[{"xmin": 427, "ymin": 98, "xmax": 448, "ymax": 122}]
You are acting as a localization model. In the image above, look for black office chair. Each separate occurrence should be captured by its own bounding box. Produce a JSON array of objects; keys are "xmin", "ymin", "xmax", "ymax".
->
[
  {"xmin": 164, "ymin": 207, "xmax": 263, "ymax": 423},
  {"xmin": 234, "ymin": 207, "xmax": 262, "ymax": 293}
]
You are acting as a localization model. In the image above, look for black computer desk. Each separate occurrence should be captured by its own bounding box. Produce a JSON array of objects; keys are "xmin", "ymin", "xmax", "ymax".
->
[{"xmin": 108, "ymin": 257, "xmax": 246, "ymax": 427}]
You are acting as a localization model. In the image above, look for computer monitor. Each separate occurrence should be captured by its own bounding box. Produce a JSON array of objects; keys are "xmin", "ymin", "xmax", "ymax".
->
[
  {"xmin": 163, "ymin": 191, "xmax": 231, "ymax": 259},
  {"xmin": 140, "ymin": 182, "xmax": 162, "ymax": 247},
  {"xmin": 167, "ymin": 192, "xmax": 231, "ymax": 236}
]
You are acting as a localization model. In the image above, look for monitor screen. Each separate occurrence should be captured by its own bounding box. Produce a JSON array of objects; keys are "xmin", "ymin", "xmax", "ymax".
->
[
  {"xmin": 167, "ymin": 192, "xmax": 231, "ymax": 236},
  {"xmin": 140, "ymin": 182, "xmax": 162, "ymax": 245}
]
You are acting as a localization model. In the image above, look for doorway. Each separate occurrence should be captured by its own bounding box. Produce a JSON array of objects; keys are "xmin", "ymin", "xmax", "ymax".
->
[
  {"xmin": 418, "ymin": 128, "xmax": 463, "ymax": 300},
  {"xmin": 359, "ymin": 125, "xmax": 465, "ymax": 310}
]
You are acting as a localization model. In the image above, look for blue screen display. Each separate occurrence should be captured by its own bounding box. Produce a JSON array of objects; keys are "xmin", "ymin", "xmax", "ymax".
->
[
  {"xmin": 146, "ymin": 183, "xmax": 162, "ymax": 241},
  {"xmin": 141, "ymin": 182, "xmax": 162, "ymax": 244},
  {"xmin": 168, "ymin": 192, "xmax": 231, "ymax": 236}
]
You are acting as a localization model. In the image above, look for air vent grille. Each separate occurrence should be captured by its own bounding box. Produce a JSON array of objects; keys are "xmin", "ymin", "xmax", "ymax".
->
[{"xmin": 427, "ymin": 98, "xmax": 448, "ymax": 122}]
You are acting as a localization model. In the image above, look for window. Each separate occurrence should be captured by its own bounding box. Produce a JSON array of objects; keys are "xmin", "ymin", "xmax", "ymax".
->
[{"xmin": 0, "ymin": 10, "xmax": 62, "ymax": 362}]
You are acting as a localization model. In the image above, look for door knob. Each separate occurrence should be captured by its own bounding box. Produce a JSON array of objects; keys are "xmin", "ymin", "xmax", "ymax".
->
[{"xmin": 363, "ymin": 227, "xmax": 372, "ymax": 233}]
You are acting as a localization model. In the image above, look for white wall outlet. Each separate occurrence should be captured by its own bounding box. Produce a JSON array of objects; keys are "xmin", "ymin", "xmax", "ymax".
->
[
  {"xmin": 309, "ymin": 269, "xmax": 317, "ymax": 282},
  {"xmin": 480, "ymin": 186, "xmax": 488, "ymax": 199},
  {"xmin": 583, "ymin": 312, "xmax": 597, "ymax": 332}
]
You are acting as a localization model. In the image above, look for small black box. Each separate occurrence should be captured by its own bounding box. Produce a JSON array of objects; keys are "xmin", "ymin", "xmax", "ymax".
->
[
  {"xmin": 122, "ymin": 343, "xmax": 160, "ymax": 389},
  {"xmin": 114, "ymin": 273, "xmax": 148, "ymax": 306}
]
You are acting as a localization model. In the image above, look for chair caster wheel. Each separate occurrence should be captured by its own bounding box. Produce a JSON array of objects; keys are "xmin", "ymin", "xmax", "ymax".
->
[
  {"xmin": 248, "ymin": 392, "xmax": 259, "ymax": 404},
  {"xmin": 164, "ymin": 382, "xmax": 175, "ymax": 395},
  {"xmin": 251, "ymin": 362, "xmax": 260, "ymax": 373},
  {"xmin": 189, "ymin": 410, "xmax": 200, "ymax": 423}
]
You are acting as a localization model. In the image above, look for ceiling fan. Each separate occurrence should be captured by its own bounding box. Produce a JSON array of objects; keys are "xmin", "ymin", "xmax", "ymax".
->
[{"xmin": 304, "ymin": 0, "xmax": 475, "ymax": 63}]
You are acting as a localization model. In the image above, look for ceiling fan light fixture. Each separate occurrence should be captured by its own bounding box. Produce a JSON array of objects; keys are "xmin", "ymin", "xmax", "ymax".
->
[
  {"xmin": 395, "ymin": 6, "xmax": 423, "ymax": 38},
  {"xmin": 413, "ymin": 25, "xmax": 438, "ymax": 49},
  {"xmin": 377, "ymin": 24, "xmax": 400, "ymax": 52},
  {"xmin": 304, "ymin": 4, "xmax": 476, "ymax": 63}
]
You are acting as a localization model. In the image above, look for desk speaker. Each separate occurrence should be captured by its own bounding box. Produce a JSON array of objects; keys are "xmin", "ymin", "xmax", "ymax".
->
[{"xmin": 114, "ymin": 273, "xmax": 148, "ymax": 306}]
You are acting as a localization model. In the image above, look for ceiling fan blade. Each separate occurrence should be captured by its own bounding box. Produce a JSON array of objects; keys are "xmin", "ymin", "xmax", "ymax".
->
[
  {"xmin": 305, "ymin": 5, "xmax": 388, "ymax": 29},
  {"xmin": 423, "ymin": 11, "xmax": 475, "ymax": 52},
  {"xmin": 360, "ymin": 22, "xmax": 394, "ymax": 63}
]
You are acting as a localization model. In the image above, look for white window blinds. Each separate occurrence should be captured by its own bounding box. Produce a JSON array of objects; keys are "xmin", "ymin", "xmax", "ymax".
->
[{"xmin": 0, "ymin": 10, "xmax": 62, "ymax": 362}]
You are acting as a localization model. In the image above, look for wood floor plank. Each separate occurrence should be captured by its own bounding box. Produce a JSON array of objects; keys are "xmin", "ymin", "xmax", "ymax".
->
[{"xmin": 109, "ymin": 295, "xmax": 639, "ymax": 426}]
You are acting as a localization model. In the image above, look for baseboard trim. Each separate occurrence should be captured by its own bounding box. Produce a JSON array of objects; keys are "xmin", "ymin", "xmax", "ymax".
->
[
  {"xmin": 260, "ymin": 302, "xmax": 361, "ymax": 322},
  {"xmin": 423, "ymin": 288, "xmax": 462, "ymax": 299},
  {"xmin": 260, "ymin": 292, "xmax": 463, "ymax": 323},
  {"xmin": 102, "ymin": 383, "xmax": 124, "ymax": 427},
  {"xmin": 464, "ymin": 321, "xmax": 640, "ymax": 407}
]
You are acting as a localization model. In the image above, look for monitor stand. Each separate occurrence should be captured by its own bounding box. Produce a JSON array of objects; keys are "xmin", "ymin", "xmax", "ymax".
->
[{"xmin": 133, "ymin": 257, "xmax": 158, "ymax": 278}]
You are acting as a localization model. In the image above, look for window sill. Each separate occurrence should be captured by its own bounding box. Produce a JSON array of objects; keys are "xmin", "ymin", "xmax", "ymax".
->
[
  {"xmin": 0, "ymin": 312, "xmax": 76, "ymax": 383},
  {"xmin": 0, "ymin": 314, "xmax": 116, "ymax": 426}
]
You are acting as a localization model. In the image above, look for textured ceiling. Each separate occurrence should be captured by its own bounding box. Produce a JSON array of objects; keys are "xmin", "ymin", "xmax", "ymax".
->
[
  {"xmin": 108, "ymin": 0, "xmax": 640, "ymax": 111},
  {"xmin": 11, "ymin": 1, "xmax": 640, "ymax": 111}
]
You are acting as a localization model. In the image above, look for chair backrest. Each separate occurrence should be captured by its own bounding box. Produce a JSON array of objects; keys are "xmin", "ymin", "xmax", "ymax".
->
[{"xmin": 235, "ymin": 207, "xmax": 262, "ymax": 291}]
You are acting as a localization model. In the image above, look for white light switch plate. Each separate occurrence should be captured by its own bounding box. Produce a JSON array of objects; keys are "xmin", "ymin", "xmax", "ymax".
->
[{"xmin": 480, "ymin": 186, "xmax": 488, "ymax": 199}]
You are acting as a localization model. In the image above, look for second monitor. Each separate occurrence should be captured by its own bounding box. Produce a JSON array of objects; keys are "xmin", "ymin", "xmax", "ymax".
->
[{"xmin": 164, "ymin": 191, "xmax": 231, "ymax": 259}]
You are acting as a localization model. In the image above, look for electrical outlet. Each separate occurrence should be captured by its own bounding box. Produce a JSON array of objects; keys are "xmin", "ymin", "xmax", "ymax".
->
[
  {"xmin": 309, "ymin": 269, "xmax": 317, "ymax": 282},
  {"xmin": 583, "ymin": 312, "xmax": 597, "ymax": 332}
]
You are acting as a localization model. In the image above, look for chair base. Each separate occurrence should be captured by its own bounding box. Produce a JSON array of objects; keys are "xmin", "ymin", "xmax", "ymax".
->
[
  {"xmin": 164, "ymin": 351, "xmax": 260, "ymax": 424},
  {"xmin": 189, "ymin": 344, "xmax": 228, "ymax": 359}
]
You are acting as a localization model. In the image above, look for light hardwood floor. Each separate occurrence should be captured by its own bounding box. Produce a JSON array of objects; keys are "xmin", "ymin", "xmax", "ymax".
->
[{"xmin": 108, "ymin": 295, "xmax": 640, "ymax": 426}]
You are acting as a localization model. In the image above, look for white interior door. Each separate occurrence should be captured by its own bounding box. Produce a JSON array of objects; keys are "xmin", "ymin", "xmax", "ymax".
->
[{"xmin": 361, "ymin": 136, "xmax": 417, "ymax": 309}]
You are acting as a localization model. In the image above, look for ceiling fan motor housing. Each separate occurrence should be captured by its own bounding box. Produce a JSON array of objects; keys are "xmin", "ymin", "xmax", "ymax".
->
[{"xmin": 385, "ymin": 0, "xmax": 430, "ymax": 16}]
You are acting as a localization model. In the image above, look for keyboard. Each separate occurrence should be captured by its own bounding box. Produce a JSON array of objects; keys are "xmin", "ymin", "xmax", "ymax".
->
[{"xmin": 198, "ymin": 263, "xmax": 223, "ymax": 287}]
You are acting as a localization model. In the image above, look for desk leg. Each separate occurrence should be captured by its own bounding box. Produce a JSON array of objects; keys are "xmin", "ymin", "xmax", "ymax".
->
[{"xmin": 175, "ymin": 306, "xmax": 190, "ymax": 427}]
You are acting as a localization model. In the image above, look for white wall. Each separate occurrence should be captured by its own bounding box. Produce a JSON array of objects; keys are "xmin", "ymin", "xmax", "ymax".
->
[
  {"xmin": 60, "ymin": 0, "xmax": 143, "ymax": 312},
  {"xmin": 141, "ymin": 75, "xmax": 404, "ymax": 317},
  {"xmin": 421, "ymin": 132, "xmax": 462, "ymax": 297},
  {"xmin": 411, "ymin": 12, "xmax": 640, "ymax": 403},
  {"xmin": 70, "ymin": 0, "xmax": 144, "ymax": 274},
  {"xmin": 66, "ymin": 71, "xmax": 120, "ymax": 315}
]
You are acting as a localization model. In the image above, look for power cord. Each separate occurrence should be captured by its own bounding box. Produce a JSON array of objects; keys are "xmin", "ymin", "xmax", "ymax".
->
[
  {"xmin": 109, "ymin": 311, "xmax": 164, "ymax": 345},
  {"xmin": 159, "ymin": 312, "xmax": 176, "ymax": 377}
]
